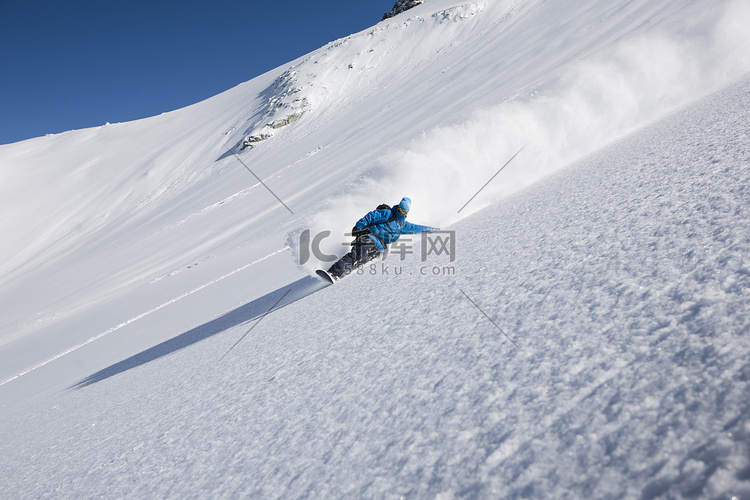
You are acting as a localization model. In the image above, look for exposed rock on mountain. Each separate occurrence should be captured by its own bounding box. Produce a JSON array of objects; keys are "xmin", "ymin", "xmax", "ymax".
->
[
  {"xmin": 238, "ymin": 69, "xmax": 310, "ymax": 150},
  {"xmin": 382, "ymin": 0, "xmax": 426, "ymax": 20}
]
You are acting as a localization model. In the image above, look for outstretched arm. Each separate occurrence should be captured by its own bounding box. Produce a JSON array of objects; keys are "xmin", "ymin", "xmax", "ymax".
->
[{"xmin": 401, "ymin": 221, "xmax": 437, "ymax": 234}]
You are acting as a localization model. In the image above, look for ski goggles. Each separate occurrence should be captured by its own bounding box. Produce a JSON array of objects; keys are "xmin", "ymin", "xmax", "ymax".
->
[{"xmin": 395, "ymin": 206, "xmax": 408, "ymax": 217}]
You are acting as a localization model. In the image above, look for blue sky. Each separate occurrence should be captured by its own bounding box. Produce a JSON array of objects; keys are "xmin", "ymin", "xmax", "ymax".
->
[{"xmin": 0, "ymin": 1, "xmax": 391, "ymax": 145}]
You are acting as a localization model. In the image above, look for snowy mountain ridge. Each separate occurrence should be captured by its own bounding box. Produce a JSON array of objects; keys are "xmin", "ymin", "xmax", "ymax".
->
[
  {"xmin": 1, "ymin": 0, "xmax": 750, "ymax": 497},
  {"xmin": 238, "ymin": 1, "xmax": 486, "ymax": 152},
  {"xmin": 383, "ymin": 0, "xmax": 428, "ymax": 20}
]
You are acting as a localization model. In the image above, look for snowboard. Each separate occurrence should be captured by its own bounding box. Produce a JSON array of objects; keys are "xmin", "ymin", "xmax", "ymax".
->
[{"xmin": 316, "ymin": 269, "xmax": 336, "ymax": 284}]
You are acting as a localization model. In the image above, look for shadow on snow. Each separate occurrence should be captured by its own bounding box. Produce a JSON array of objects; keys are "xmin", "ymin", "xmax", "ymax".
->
[{"xmin": 70, "ymin": 275, "xmax": 327, "ymax": 389}]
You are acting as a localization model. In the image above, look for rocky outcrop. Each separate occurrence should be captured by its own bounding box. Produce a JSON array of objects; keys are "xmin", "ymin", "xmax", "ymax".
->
[
  {"xmin": 237, "ymin": 70, "xmax": 311, "ymax": 151},
  {"xmin": 382, "ymin": 0, "xmax": 426, "ymax": 20}
]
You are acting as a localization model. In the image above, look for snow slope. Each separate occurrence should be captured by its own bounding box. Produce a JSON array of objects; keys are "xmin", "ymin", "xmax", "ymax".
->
[{"xmin": 1, "ymin": 0, "xmax": 750, "ymax": 498}]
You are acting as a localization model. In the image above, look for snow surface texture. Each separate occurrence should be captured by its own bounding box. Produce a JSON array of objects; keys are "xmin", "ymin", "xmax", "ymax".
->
[{"xmin": 2, "ymin": 0, "xmax": 750, "ymax": 498}]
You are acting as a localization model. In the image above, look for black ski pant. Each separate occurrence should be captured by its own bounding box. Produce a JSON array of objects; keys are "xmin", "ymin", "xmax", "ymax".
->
[{"xmin": 327, "ymin": 236, "xmax": 382, "ymax": 279}]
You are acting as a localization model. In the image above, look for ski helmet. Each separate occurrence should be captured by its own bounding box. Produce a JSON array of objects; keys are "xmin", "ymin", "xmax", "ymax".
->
[{"xmin": 396, "ymin": 197, "xmax": 411, "ymax": 216}]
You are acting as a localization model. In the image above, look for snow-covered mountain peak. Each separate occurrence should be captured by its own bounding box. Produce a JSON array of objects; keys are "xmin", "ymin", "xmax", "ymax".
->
[
  {"xmin": 382, "ymin": 0, "xmax": 428, "ymax": 20},
  {"xmin": 236, "ymin": 1, "xmax": 487, "ymax": 152}
]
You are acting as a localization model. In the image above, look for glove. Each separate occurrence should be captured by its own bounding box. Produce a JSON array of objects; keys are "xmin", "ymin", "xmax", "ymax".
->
[{"xmin": 351, "ymin": 226, "xmax": 367, "ymax": 237}]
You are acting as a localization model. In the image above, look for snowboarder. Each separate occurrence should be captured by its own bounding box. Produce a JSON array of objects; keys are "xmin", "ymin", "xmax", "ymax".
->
[{"xmin": 317, "ymin": 197, "xmax": 437, "ymax": 283}]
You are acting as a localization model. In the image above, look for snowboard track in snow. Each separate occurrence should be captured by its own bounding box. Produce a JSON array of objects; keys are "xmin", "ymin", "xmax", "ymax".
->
[
  {"xmin": 0, "ymin": 248, "xmax": 291, "ymax": 389},
  {"xmin": 70, "ymin": 275, "xmax": 325, "ymax": 389}
]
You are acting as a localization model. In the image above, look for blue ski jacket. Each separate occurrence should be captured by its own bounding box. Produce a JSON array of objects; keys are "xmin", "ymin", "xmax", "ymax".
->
[{"xmin": 355, "ymin": 208, "xmax": 434, "ymax": 250}]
